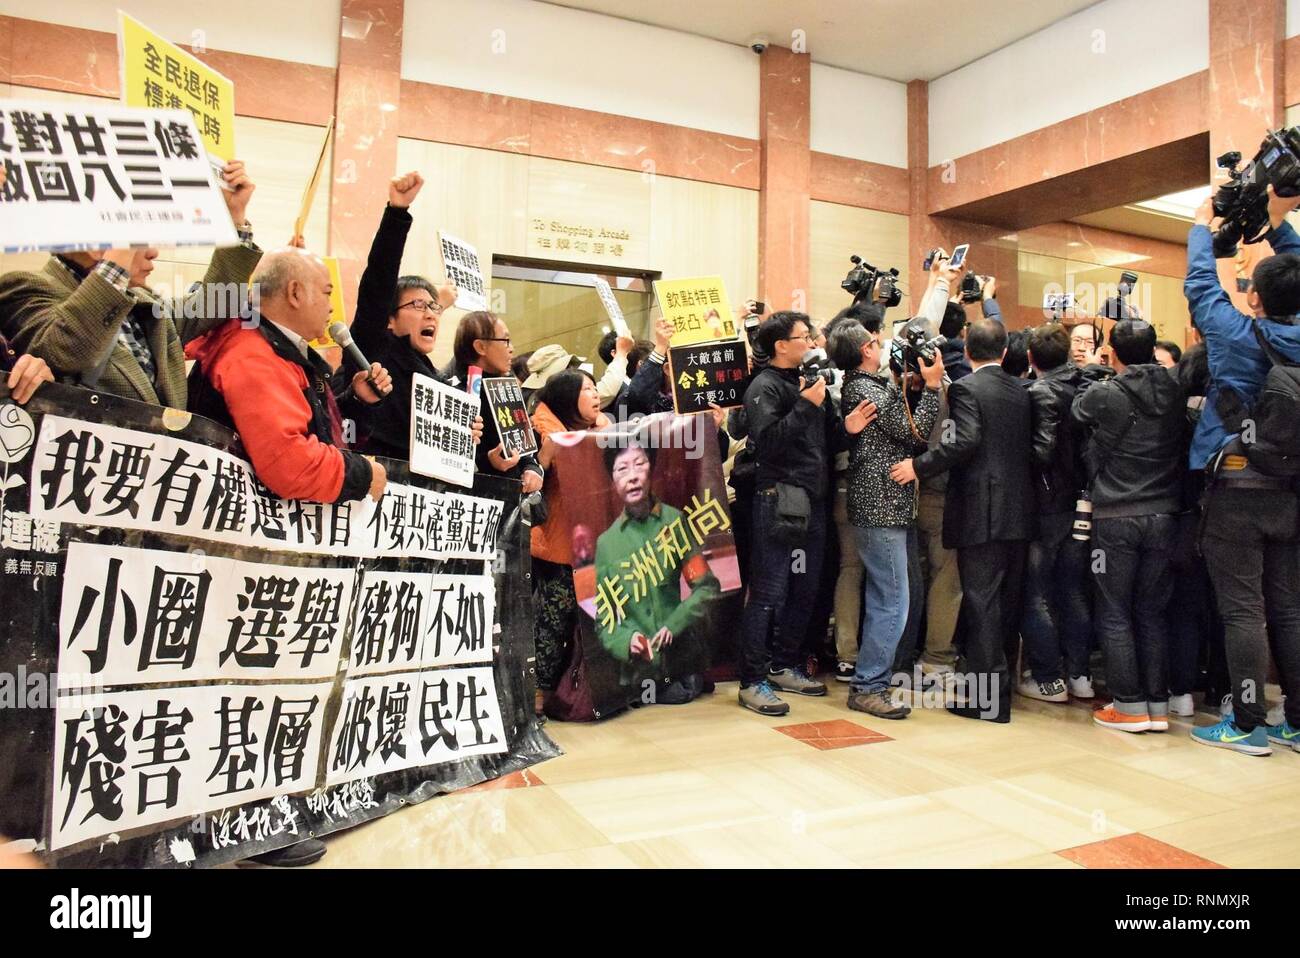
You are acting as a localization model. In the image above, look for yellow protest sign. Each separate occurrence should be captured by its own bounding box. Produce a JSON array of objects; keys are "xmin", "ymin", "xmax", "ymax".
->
[
  {"xmin": 118, "ymin": 12, "xmax": 235, "ymax": 165},
  {"xmin": 652, "ymin": 276, "xmax": 737, "ymax": 346},
  {"xmin": 309, "ymin": 257, "xmax": 348, "ymax": 349}
]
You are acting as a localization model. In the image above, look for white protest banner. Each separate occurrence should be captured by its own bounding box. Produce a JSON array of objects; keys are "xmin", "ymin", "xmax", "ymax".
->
[
  {"xmin": 0, "ymin": 99, "xmax": 239, "ymax": 253},
  {"xmin": 593, "ymin": 277, "xmax": 632, "ymax": 338},
  {"xmin": 438, "ymin": 232, "xmax": 489, "ymax": 311},
  {"xmin": 408, "ymin": 372, "xmax": 477, "ymax": 488}
]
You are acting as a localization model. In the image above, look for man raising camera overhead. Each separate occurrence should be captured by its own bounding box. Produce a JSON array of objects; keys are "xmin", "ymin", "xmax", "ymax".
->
[{"xmin": 1184, "ymin": 183, "xmax": 1300, "ymax": 757}]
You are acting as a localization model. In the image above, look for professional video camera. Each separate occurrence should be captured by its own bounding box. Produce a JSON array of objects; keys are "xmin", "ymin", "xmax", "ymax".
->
[
  {"xmin": 888, "ymin": 318, "xmax": 944, "ymax": 378},
  {"xmin": 743, "ymin": 300, "xmax": 768, "ymax": 364},
  {"xmin": 1211, "ymin": 127, "xmax": 1300, "ymax": 257},
  {"xmin": 842, "ymin": 256, "xmax": 902, "ymax": 308}
]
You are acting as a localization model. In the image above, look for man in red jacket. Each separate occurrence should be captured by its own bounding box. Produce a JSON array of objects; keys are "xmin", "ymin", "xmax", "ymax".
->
[{"xmin": 187, "ymin": 248, "xmax": 391, "ymax": 505}]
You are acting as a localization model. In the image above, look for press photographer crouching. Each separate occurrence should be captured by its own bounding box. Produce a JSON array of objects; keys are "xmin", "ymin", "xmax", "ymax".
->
[
  {"xmin": 735, "ymin": 311, "xmax": 875, "ymax": 716},
  {"xmin": 1183, "ymin": 184, "xmax": 1300, "ymax": 756},
  {"xmin": 828, "ymin": 319, "xmax": 942, "ymax": 719}
]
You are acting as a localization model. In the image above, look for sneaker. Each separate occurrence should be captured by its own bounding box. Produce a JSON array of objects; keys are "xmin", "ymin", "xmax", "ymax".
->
[
  {"xmin": 739, "ymin": 680, "xmax": 789, "ymax": 716},
  {"xmin": 847, "ymin": 688, "xmax": 910, "ymax": 720},
  {"xmin": 834, "ymin": 661, "xmax": 854, "ymax": 683},
  {"xmin": 1168, "ymin": 693, "xmax": 1195, "ymax": 717},
  {"xmin": 1148, "ymin": 715, "xmax": 1169, "ymax": 732},
  {"xmin": 1068, "ymin": 675, "xmax": 1095, "ymax": 699},
  {"xmin": 768, "ymin": 667, "xmax": 828, "ymax": 697},
  {"xmin": 919, "ymin": 659, "xmax": 955, "ymax": 679},
  {"xmin": 248, "ymin": 838, "xmax": 327, "ymax": 867},
  {"xmin": 658, "ymin": 673, "xmax": 704, "ymax": 705},
  {"xmin": 1263, "ymin": 719, "xmax": 1300, "ymax": 752},
  {"xmin": 1018, "ymin": 677, "xmax": 1068, "ymax": 703},
  {"xmin": 1092, "ymin": 704, "xmax": 1151, "ymax": 733},
  {"xmin": 1191, "ymin": 716, "xmax": 1273, "ymax": 756}
]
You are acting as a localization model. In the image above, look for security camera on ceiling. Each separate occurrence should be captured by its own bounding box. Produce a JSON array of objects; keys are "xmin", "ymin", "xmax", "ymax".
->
[{"xmin": 749, "ymin": 35, "xmax": 769, "ymax": 54}]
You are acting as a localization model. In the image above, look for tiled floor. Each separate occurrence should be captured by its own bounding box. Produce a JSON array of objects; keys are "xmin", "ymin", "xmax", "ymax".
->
[{"xmin": 318, "ymin": 682, "xmax": 1300, "ymax": 868}]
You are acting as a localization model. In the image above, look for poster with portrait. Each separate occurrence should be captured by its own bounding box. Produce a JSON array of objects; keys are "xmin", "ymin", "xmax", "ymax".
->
[{"xmin": 544, "ymin": 413, "xmax": 741, "ymax": 718}]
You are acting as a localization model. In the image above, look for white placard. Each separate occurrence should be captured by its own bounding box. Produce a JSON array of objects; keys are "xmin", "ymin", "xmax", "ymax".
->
[
  {"xmin": 438, "ymin": 231, "xmax": 488, "ymax": 312},
  {"xmin": 51, "ymin": 680, "xmax": 333, "ymax": 850},
  {"xmin": 0, "ymin": 98, "xmax": 239, "ymax": 252},
  {"xmin": 408, "ymin": 373, "xmax": 477, "ymax": 489},
  {"xmin": 593, "ymin": 277, "xmax": 632, "ymax": 338}
]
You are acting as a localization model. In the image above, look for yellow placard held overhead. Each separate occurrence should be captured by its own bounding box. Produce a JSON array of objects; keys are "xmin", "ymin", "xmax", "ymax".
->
[
  {"xmin": 309, "ymin": 257, "xmax": 348, "ymax": 349},
  {"xmin": 118, "ymin": 11, "xmax": 236, "ymax": 166},
  {"xmin": 652, "ymin": 276, "xmax": 737, "ymax": 347}
]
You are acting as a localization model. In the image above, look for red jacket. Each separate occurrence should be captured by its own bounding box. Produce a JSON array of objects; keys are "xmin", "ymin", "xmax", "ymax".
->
[{"xmin": 186, "ymin": 319, "xmax": 373, "ymax": 503}]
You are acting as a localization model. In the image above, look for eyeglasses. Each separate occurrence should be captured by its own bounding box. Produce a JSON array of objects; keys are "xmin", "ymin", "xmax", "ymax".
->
[
  {"xmin": 784, "ymin": 333, "xmax": 815, "ymax": 343},
  {"xmin": 479, "ymin": 337, "xmax": 512, "ymax": 344},
  {"xmin": 399, "ymin": 299, "xmax": 444, "ymax": 314}
]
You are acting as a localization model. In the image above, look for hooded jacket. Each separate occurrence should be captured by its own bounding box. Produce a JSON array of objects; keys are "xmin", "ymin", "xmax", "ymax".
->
[
  {"xmin": 1027, "ymin": 363, "xmax": 1087, "ymax": 514},
  {"xmin": 1071, "ymin": 363, "xmax": 1186, "ymax": 519},
  {"xmin": 1185, "ymin": 220, "xmax": 1300, "ymax": 468}
]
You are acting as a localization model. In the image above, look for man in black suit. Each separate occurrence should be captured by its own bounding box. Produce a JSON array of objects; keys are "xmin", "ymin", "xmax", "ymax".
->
[{"xmin": 891, "ymin": 319, "xmax": 1036, "ymax": 722}]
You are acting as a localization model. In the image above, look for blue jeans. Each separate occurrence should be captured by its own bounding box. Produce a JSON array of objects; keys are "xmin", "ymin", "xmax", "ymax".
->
[
  {"xmin": 852, "ymin": 526, "xmax": 911, "ymax": 693},
  {"xmin": 1020, "ymin": 511, "xmax": 1092, "ymax": 683},
  {"xmin": 738, "ymin": 489, "xmax": 828, "ymax": 686}
]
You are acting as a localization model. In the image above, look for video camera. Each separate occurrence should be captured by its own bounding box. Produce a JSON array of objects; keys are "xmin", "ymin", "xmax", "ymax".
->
[
  {"xmin": 1211, "ymin": 127, "xmax": 1300, "ymax": 257},
  {"xmin": 842, "ymin": 256, "xmax": 902, "ymax": 309},
  {"xmin": 743, "ymin": 300, "xmax": 768, "ymax": 365},
  {"xmin": 888, "ymin": 318, "xmax": 944, "ymax": 378}
]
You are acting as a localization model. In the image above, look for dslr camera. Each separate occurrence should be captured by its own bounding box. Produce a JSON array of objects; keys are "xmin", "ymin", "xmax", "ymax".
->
[
  {"xmin": 888, "ymin": 319, "xmax": 944, "ymax": 378},
  {"xmin": 801, "ymin": 346, "xmax": 835, "ymax": 385},
  {"xmin": 958, "ymin": 272, "xmax": 984, "ymax": 304},
  {"xmin": 1211, "ymin": 127, "xmax": 1300, "ymax": 257},
  {"xmin": 842, "ymin": 256, "xmax": 902, "ymax": 308}
]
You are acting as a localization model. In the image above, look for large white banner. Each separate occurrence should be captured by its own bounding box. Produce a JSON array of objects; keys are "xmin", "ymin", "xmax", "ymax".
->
[{"xmin": 0, "ymin": 99, "xmax": 239, "ymax": 252}]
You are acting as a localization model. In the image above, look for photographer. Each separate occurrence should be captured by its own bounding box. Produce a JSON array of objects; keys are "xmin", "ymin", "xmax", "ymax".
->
[
  {"xmin": 1072, "ymin": 320, "xmax": 1186, "ymax": 737},
  {"xmin": 1183, "ymin": 187, "xmax": 1300, "ymax": 755},
  {"xmin": 1021, "ymin": 324, "xmax": 1093, "ymax": 703},
  {"xmin": 735, "ymin": 311, "xmax": 874, "ymax": 716},
  {"xmin": 829, "ymin": 321, "xmax": 942, "ymax": 719}
]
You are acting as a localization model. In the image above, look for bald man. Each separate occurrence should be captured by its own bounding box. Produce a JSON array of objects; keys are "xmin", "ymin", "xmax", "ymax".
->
[{"xmin": 186, "ymin": 247, "xmax": 392, "ymax": 505}]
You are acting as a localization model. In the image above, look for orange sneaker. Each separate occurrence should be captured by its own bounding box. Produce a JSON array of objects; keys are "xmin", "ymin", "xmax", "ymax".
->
[{"xmin": 1093, "ymin": 704, "xmax": 1151, "ymax": 733}]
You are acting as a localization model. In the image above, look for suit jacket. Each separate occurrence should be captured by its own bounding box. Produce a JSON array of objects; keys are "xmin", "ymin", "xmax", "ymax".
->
[
  {"xmin": 913, "ymin": 364, "xmax": 1037, "ymax": 549},
  {"xmin": 0, "ymin": 244, "xmax": 262, "ymax": 409}
]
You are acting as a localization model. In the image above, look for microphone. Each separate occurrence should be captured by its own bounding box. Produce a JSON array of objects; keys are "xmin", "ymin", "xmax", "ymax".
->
[{"xmin": 329, "ymin": 321, "xmax": 389, "ymax": 395}]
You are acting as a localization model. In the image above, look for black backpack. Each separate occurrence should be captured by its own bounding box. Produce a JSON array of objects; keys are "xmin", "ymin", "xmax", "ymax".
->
[{"xmin": 1218, "ymin": 324, "xmax": 1300, "ymax": 477}]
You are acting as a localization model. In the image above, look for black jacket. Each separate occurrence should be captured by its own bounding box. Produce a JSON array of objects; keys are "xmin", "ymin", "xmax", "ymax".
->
[
  {"xmin": 346, "ymin": 204, "xmax": 443, "ymax": 459},
  {"xmin": 1071, "ymin": 363, "xmax": 1187, "ymax": 519},
  {"xmin": 913, "ymin": 365, "xmax": 1037, "ymax": 548},
  {"xmin": 743, "ymin": 364, "xmax": 845, "ymax": 500},
  {"xmin": 940, "ymin": 337, "xmax": 972, "ymax": 381},
  {"xmin": 1027, "ymin": 364, "xmax": 1087, "ymax": 515}
]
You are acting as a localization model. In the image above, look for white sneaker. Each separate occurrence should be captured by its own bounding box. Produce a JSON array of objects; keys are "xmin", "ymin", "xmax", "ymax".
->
[
  {"xmin": 1220, "ymin": 693, "xmax": 1234, "ymax": 718},
  {"xmin": 1168, "ymin": 693, "xmax": 1195, "ymax": 717},
  {"xmin": 919, "ymin": 660, "xmax": 955, "ymax": 678},
  {"xmin": 1018, "ymin": 677, "xmax": 1068, "ymax": 703},
  {"xmin": 1068, "ymin": 675, "xmax": 1095, "ymax": 699},
  {"xmin": 1266, "ymin": 698, "xmax": 1287, "ymax": 727}
]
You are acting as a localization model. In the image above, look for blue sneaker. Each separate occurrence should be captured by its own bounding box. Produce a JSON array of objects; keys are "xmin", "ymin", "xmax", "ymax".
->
[
  {"xmin": 1190, "ymin": 716, "xmax": 1273, "ymax": 756},
  {"xmin": 1263, "ymin": 719, "xmax": 1300, "ymax": 752}
]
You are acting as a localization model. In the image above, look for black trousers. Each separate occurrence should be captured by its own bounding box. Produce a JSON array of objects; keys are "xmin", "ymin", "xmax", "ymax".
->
[
  {"xmin": 953, "ymin": 539, "xmax": 1027, "ymax": 723},
  {"xmin": 1201, "ymin": 484, "xmax": 1300, "ymax": 731}
]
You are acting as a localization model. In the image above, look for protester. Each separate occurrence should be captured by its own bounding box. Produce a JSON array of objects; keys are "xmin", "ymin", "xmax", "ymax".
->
[
  {"xmin": 1154, "ymin": 340, "xmax": 1182, "ymax": 368},
  {"xmin": 187, "ymin": 247, "xmax": 391, "ymax": 505},
  {"xmin": 594, "ymin": 329, "xmax": 637, "ymax": 410},
  {"xmin": 531, "ymin": 369, "xmax": 612, "ymax": 714},
  {"xmin": 0, "ymin": 338, "xmax": 54, "ymax": 405},
  {"xmin": 448, "ymin": 312, "xmax": 543, "ymax": 494},
  {"xmin": 0, "ymin": 160, "xmax": 261, "ymax": 407},
  {"xmin": 344, "ymin": 170, "xmax": 482, "ymax": 458}
]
